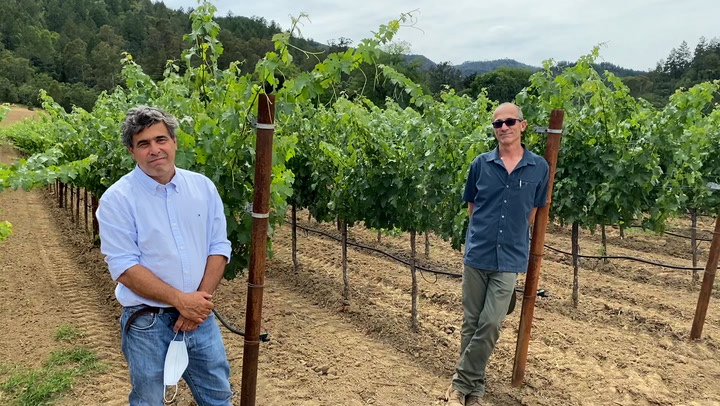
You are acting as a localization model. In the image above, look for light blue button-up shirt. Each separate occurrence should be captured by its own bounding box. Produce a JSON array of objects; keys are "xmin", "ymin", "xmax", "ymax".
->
[{"xmin": 97, "ymin": 166, "xmax": 231, "ymax": 307}]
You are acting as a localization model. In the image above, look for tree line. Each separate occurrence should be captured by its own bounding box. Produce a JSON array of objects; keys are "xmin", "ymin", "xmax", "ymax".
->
[
  {"xmin": 624, "ymin": 38, "xmax": 720, "ymax": 106},
  {"xmin": 0, "ymin": 0, "xmax": 318, "ymax": 110},
  {"xmin": 0, "ymin": 0, "xmax": 718, "ymax": 112}
]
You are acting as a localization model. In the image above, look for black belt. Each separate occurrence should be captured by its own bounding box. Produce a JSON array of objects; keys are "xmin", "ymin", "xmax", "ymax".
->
[{"xmin": 124, "ymin": 306, "xmax": 179, "ymax": 334}]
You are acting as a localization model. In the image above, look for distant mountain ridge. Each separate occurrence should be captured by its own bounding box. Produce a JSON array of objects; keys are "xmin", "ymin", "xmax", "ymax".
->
[
  {"xmin": 455, "ymin": 58, "xmax": 540, "ymax": 76},
  {"xmin": 404, "ymin": 55, "xmax": 540, "ymax": 75},
  {"xmin": 405, "ymin": 55, "xmax": 647, "ymax": 78},
  {"xmin": 405, "ymin": 54, "xmax": 438, "ymax": 70}
]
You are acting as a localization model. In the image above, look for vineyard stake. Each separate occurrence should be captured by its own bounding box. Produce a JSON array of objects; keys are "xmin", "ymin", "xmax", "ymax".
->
[
  {"xmin": 58, "ymin": 182, "xmax": 63, "ymax": 208},
  {"xmin": 571, "ymin": 222, "xmax": 580, "ymax": 308},
  {"xmin": 84, "ymin": 189, "xmax": 89, "ymax": 233},
  {"xmin": 75, "ymin": 186, "xmax": 80, "ymax": 222},
  {"xmin": 425, "ymin": 232, "xmax": 430, "ymax": 259},
  {"xmin": 91, "ymin": 194, "xmax": 99, "ymax": 239},
  {"xmin": 341, "ymin": 219, "xmax": 350, "ymax": 307},
  {"xmin": 512, "ymin": 109, "xmax": 564, "ymax": 386},
  {"xmin": 690, "ymin": 205, "xmax": 720, "ymax": 339},
  {"xmin": 70, "ymin": 184, "xmax": 74, "ymax": 221},
  {"xmin": 410, "ymin": 230, "xmax": 419, "ymax": 330},
  {"xmin": 291, "ymin": 204, "xmax": 299, "ymax": 271},
  {"xmin": 691, "ymin": 209, "xmax": 699, "ymax": 282},
  {"xmin": 240, "ymin": 93, "xmax": 275, "ymax": 406}
]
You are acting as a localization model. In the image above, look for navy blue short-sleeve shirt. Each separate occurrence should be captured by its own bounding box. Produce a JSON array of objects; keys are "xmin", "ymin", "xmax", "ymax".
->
[{"xmin": 463, "ymin": 145, "xmax": 549, "ymax": 273}]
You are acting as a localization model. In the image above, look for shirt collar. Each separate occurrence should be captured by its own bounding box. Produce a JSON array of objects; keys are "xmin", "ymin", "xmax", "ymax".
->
[
  {"xmin": 131, "ymin": 166, "xmax": 181, "ymax": 195},
  {"xmin": 484, "ymin": 144, "xmax": 538, "ymax": 167}
]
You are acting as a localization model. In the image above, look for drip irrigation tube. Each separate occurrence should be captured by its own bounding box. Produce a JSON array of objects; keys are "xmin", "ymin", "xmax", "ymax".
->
[
  {"xmin": 289, "ymin": 221, "xmax": 711, "ymax": 274},
  {"xmin": 212, "ymin": 309, "xmax": 270, "ymax": 342},
  {"xmin": 542, "ymin": 245, "xmax": 706, "ymax": 271},
  {"xmin": 626, "ymin": 225, "xmax": 713, "ymax": 242},
  {"xmin": 288, "ymin": 220, "xmax": 462, "ymax": 278}
]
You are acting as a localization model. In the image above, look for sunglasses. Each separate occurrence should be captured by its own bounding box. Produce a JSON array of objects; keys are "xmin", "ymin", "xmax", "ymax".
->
[{"xmin": 491, "ymin": 118, "xmax": 523, "ymax": 129}]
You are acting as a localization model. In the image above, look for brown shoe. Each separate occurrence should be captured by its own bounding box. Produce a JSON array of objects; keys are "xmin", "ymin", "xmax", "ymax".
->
[
  {"xmin": 465, "ymin": 395, "xmax": 483, "ymax": 405},
  {"xmin": 447, "ymin": 388, "xmax": 465, "ymax": 406}
]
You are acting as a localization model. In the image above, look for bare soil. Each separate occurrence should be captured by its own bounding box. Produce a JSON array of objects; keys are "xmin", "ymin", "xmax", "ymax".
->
[
  {"xmin": 1, "ymin": 126, "xmax": 719, "ymax": 404},
  {"xmin": 2, "ymin": 104, "xmax": 42, "ymax": 126}
]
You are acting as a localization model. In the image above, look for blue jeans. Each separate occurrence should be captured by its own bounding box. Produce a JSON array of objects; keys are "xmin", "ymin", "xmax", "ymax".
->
[{"xmin": 120, "ymin": 306, "xmax": 233, "ymax": 406}]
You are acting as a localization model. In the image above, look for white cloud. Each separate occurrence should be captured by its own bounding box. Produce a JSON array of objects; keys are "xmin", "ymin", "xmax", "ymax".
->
[{"xmin": 157, "ymin": 0, "xmax": 720, "ymax": 71}]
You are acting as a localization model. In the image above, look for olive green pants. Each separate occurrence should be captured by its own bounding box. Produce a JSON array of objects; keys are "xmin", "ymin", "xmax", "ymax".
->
[{"xmin": 452, "ymin": 265, "xmax": 517, "ymax": 396}]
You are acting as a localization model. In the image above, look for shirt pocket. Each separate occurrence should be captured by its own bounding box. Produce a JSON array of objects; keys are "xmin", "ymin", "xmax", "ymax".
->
[
  {"xmin": 514, "ymin": 179, "xmax": 537, "ymax": 192},
  {"xmin": 512, "ymin": 179, "xmax": 538, "ymax": 204}
]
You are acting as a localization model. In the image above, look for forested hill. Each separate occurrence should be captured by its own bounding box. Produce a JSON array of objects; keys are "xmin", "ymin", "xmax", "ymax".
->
[
  {"xmin": 417, "ymin": 57, "xmax": 646, "ymax": 78},
  {"xmin": 0, "ymin": 0, "xmax": 324, "ymax": 111},
  {"xmin": 1, "ymin": 0, "xmax": 718, "ymax": 111},
  {"xmin": 623, "ymin": 39, "xmax": 720, "ymax": 106}
]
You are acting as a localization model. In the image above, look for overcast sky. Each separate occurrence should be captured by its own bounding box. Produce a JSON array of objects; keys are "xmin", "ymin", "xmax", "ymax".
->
[{"xmin": 158, "ymin": 0, "xmax": 719, "ymax": 72}]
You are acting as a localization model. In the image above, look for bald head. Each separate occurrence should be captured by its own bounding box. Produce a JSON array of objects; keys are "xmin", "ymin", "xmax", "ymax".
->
[{"xmin": 493, "ymin": 103, "xmax": 523, "ymax": 120}]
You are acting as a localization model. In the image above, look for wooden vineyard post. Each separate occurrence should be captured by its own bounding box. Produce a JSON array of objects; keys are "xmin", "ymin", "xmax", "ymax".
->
[
  {"xmin": 690, "ymin": 205, "xmax": 720, "ymax": 339},
  {"xmin": 240, "ymin": 93, "xmax": 275, "ymax": 406},
  {"xmin": 512, "ymin": 109, "xmax": 564, "ymax": 386}
]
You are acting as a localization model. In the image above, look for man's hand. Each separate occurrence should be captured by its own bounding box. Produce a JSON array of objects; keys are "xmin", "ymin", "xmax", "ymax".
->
[
  {"xmin": 176, "ymin": 291, "xmax": 214, "ymax": 324},
  {"xmin": 174, "ymin": 315, "xmax": 201, "ymax": 332}
]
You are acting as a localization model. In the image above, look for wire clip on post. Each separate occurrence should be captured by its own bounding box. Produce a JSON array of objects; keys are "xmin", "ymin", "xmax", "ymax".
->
[
  {"xmin": 245, "ymin": 203, "xmax": 270, "ymax": 219},
  {"xmin": 534, "ymin": 126, "xmax": 563, "ymax": 134},
  {"xmin": 246, "ymin": 114, "xmax": 276, "ymax": 131}
]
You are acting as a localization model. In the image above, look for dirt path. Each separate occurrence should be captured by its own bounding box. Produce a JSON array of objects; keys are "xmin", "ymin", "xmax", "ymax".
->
[
  {"xmin": 0, "ymin": 145, "xmax": 130, "ymax": 405},
  {"xmin": 280, "ymin": 213, "xmax": 720, "ymax": 406},
  {"xmin": 2, "ymin": 135, "xmax": 720, "ymax": 405},
  {"xmin": 0, "ymin": 144, "xmax": 448, "ymax": 405}
]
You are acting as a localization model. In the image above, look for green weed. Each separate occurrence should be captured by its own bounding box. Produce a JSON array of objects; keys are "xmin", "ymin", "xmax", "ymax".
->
[
  {"xmin": 0, "ymin": 328, "xmax": 105, "ymax": 405},
  {"xmin": 54, "ymin": 324, "xmax": 84, "ymax": 342}
]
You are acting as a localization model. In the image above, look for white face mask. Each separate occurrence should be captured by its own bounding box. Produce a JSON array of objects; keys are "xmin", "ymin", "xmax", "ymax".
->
[{"xmin": 163, "ymin": 332, "xmax": 188, "ymax": 403}]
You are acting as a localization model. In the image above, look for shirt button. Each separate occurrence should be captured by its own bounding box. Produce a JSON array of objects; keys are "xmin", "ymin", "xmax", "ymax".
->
[
  {"xmin": 497, "ymin": 244, "xmax": 501, "ymax": 247},
  {"xmin": 500, "ymin": 230, "xmax": 503, "ymax": 233},
  {"xmin": 506, "ymin": 185, "xmax": 509, "ymax": 188},
  {"xmin": 172, "ymin": 223, "xmax": 177, "ymax": 227},
  {"xmin": 180, "ymin": 246, "xmax": 185, "ymax": 250},
  {"xmin": 504, "ymin": 200, "xmax": 507, "ymax": 203},
  {"xmin": 501, "ymin": 215, "xmax": 505, "ymax": 218}
]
